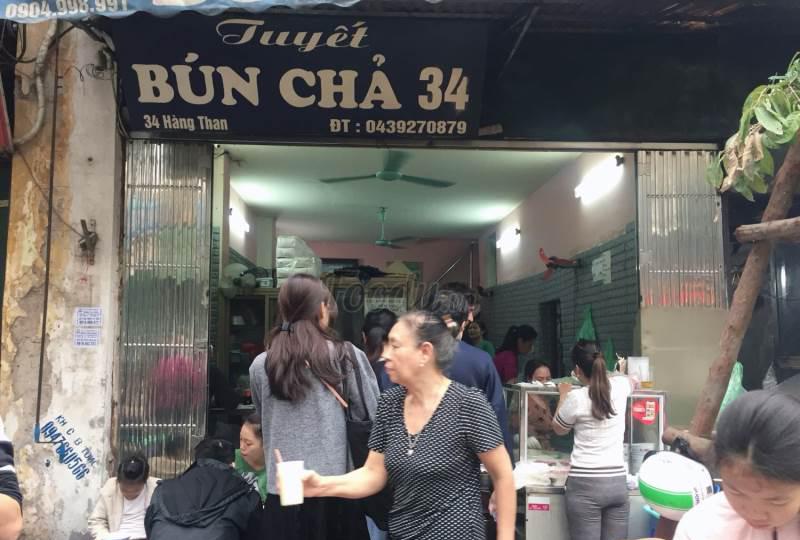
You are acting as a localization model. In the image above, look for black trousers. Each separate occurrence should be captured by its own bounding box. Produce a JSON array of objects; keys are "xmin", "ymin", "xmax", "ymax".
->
[{"xmin": 263, "ymin": 494, "xmax": 370, "ymax": 540}]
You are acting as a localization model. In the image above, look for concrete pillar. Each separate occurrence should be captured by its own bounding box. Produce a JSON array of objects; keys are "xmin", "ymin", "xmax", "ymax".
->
[
  {"xmin": 255, "ymin": 213, "xmax": 276, "ymax": 269},
  {"xmin": 213, "ymin": 151, "xmax": 231, "ymax": 273},
  {"xmin": 211, "ymin": 151, "xmax": 230, "ymax": 365},
  {"xmin": 0, "ymin": 24, "xmax": 121, "ymax": 538},
  {"xmin": 641, "ymin": 307, "xmax": 728, "ymax": 427}
]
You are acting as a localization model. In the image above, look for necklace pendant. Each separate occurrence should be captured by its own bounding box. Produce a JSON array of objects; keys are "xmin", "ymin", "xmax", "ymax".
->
[{"xmin": 407, "ymin": 449, "xmax": 414, "ymax": 456}]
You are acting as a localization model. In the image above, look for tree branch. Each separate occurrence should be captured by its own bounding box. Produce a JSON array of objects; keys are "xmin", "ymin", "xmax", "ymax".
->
[
  {"xmin": 735, "ymin": 216, "xmax": 800, "ymax": 243},
  {"xmin": 689, "ymin": 135, "xmax": 800, "ymax": 438}
]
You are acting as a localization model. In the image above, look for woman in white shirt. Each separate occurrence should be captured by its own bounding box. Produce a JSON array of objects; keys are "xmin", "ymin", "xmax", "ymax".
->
[
  {"xmin": 674, "ymin": 390, "xmax": 800, "ymax": 540},
  {"xmin": 88, "ymin": 454, "xmax": 159, "ymax": 540},
  {"xmin": 551, "ymin": 340, "xmax": 635, "ymax": 540}
]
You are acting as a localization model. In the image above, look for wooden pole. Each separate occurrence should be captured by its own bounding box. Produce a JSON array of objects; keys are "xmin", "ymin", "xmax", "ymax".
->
[
  {"xmin": 655, "ymin": 141, "xmax": 800, "ymax": 539},
  {"xmin": 689, "ymin": 135, "xmax": 800, "ymax": 439},
  {"xmin": 735, "ymin": 216, "xmax": 800, "ymax": 243}
]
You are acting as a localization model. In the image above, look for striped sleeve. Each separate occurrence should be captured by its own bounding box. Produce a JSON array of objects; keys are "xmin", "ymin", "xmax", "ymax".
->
[
  {"xmin": 0, "ymin": 418, "xmax": 21, "ymax": 506},
  {"xmin": 553, "ymin": 392, "xmax": 578, "ymax": 431}
]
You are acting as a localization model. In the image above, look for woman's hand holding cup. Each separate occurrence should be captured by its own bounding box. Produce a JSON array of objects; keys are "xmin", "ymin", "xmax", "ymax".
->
[
  {"xmin": 300, "ymin": 469, "xmax": 328, "ymax": 498},
  {"xmin": 274, "ymin": 449, "xmax": 306, "ymax": 506},
  {"xmin": 274, "ymin": 449, "xmax": 328, "ymax": 503}
]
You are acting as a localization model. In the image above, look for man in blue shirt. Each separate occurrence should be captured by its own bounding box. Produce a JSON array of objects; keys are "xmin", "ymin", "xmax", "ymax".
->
[{"xmin": 379, "ymin": 289, "xmax": 513, "ymax": 456}]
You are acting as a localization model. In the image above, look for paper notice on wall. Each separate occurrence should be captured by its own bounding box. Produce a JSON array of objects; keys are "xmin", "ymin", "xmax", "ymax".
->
[
  {"xmin": 75, "ymin": 307, "xmax": 103, "ymax": 328},
  {"xmin": 73, "ymin": 328, "xmax": 100, "ymax": 348},
  {"xmin": 592, "ymin": 250, "xmax": 612, "ymax": 285}
]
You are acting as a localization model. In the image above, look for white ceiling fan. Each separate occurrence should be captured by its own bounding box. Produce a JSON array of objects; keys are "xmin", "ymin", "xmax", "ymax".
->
[
  {"xmin": 319, "ymin": 150, "xmax": 455, "ymax": 188},
  {"xmin": 373, "ymin": 206, "xmax": 435, "ymax": 249}
]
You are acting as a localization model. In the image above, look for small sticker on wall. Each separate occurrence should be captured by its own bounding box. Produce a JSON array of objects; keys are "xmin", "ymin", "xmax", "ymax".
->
[
  {"xmin": 527, "ymin": 496, "xmax": 551, "ymax": 511},
  {"xmin": 75, "ymin": 307, "xmax": 103, "ymax": 328},
  {"xmin": 73, "ymin": 328, "xmax": 100, "ymax": 348}
]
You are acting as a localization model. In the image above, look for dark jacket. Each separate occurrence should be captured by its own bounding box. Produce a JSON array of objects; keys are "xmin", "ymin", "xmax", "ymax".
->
[
  {"xmin": 145, "ymin": 459, "xmax": 260, "ymax": 540},
  {"xmin": 379, "ymin": 340, "xmax": 513, "ymax": 455}
]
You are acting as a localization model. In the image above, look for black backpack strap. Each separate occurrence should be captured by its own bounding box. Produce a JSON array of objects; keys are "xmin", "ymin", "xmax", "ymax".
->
[{"xmin": 344, "ymin": 342, "xmax": 371, "ymax": 422}]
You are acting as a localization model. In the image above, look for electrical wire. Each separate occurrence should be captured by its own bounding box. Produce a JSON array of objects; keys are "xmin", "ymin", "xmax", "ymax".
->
[
  {"xmin": 33, "ymin": 28, "xmax": 60, "ymax": 445},
  {"xmin": 16, "ymin": 150, "xmax": 83, "ymax": 238},
  {"xmin": 111, "ymin": 63, "xmax": 129, "ymax": 139},
  {"xmin": 13, "ymin": 20, "xmax": 58, "ymax": 147},
  {"xmin": 0, "ymin": 22, "xmax": 27, "ymax": 64},
  {"xmin": 0, "ymin": 23, "xmax": 73, "ymax": 66}
]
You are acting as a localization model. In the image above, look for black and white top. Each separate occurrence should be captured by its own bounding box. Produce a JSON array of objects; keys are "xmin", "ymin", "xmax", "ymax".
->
[
  {"xmin": 0, "ymin": 417, "xmax": 21, "ymax": 506},
  {"xmin": 368, "ymin": 382, "xmax": 503, "ymax": 540},
  {"xmin": 553, "ymin": 376, "xmax": 632, "ymax": 478}
]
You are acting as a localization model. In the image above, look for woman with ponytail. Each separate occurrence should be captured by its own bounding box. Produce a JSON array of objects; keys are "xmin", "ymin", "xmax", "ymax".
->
[
  {"xmin": 88, "ymin": 453, "xmax": 159, "ymax": 539},
  {"xmin": 493, "ymin": 325, "xmax": 537, "ymax": 383},
  {"xmin": 551, "ymin": 340, "xmax": 637, "ymax": 540},
  {"xmin": 249, "ymin": 273, "xmax": 379, "ymax": 540}
]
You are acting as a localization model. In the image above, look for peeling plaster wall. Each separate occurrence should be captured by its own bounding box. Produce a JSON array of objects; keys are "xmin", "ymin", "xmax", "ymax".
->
[{"xmin": 0, "ymin": 25, "xmax": 121, "ymax": 539}]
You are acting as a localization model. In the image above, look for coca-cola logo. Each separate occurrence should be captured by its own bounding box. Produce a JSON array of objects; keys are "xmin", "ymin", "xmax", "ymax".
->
[{"xmin": 632, "ymin": 399, "xmax": 659, "ymax": 425}]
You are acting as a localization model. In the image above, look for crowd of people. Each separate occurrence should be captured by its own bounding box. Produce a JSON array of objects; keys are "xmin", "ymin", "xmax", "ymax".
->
[{"xmin": 1, "ymin": 273, "xmax": 799, "ymax": 540}]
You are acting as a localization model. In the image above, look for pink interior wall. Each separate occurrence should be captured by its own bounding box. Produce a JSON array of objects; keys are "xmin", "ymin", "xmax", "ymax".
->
[
  {"xmin": 480, "ymin": 152, "xmax": 636, "ymax": 285},
  {"xmin": 307, "ymin": 239, "xmax": 475, "ymax": 285}
]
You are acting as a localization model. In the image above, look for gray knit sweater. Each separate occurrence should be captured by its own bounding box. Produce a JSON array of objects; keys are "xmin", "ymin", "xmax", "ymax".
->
[{"xmin": 249, "ymin": 343, "xmax": 380, "ymax": 494}]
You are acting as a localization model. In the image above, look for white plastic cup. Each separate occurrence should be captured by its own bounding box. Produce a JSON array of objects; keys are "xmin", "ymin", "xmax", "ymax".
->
[{"xmin": 277, "ymin": 460, "xmax": 305, "ymax": 506}]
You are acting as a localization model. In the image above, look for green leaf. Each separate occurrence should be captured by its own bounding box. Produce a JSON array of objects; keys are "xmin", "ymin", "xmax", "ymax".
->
[
  {"xmin": 738, "ymin": 114, "xmax": 754, "ymax": 143},
  {"xmin": 755, "ymin": 105, "xmax": 784, "ymax": 135},
  {"xmin": 749, "ymin": 174, "xmax": 769, "ymax": 194},
  {"xmin": 762, "ymin": 131, "xmax": 781, "ymax": 149},
  {"xmin": 706, "ymin": 157, "xmax": 724, "ymax": 189},
  {"xmin": 737, "ymin": 184, "xmax": 755, "ymax": 202},
  {"xmin": 739, "ymin": 85, "xmax": 768, "ymax": 141},
  {"xmin": 773, "ymin": 112, "xmax": 800, "ymax": 144},
  {"xmin": 759, "ymin": 150, "xmax": 775, "ymax": 177},
  {"xmin": 743, "ymin": 85, "xmax": 768, "ymax": 109},
  {"xmin": 787, "ymin": 53, "xmax": 800, "ymax": 80},
  {"xmin": 770, "ymin": 90, "xmax": 793, "ymax": 117}
]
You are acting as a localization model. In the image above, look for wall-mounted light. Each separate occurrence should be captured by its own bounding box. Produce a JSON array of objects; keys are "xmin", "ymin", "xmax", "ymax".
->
[
  {"xmin": 574, "ymin": 155, "xmax": 625, "ymax": 204},
  {"xmin": 229, "ymin": 207, "xmax": 250, "ymax": 235},
  {"xmin": 780, "ymin": 264, "xmax": 788, "ymax": 294},
  {"xmin": 496, "ymin": 227, "xmax": 521, "ymax": 250}
]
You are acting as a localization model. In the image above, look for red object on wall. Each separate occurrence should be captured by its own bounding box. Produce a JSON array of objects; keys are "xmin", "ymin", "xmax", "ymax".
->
[
  {"xmin": 527, "ymin": 502, "xmax": 551, "ymax": 511},
  {"xmin": 632, "ymin": 398, "xmax": 659, "ymax": 426}
]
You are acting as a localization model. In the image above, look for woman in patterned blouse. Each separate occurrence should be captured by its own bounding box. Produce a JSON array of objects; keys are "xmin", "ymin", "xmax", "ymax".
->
[{"xmin": 296, "ymin": 310, "xmax": 515, "ymax": 540}]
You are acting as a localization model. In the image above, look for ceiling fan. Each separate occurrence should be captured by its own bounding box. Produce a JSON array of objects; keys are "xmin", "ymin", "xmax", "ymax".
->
[
  {"xmin": 319, "ymin": 150, "xmax": 455, "ymax": 188},
  {"xmin": 374, "ymin": 207, "xmax": 417, "ymax": 249}
]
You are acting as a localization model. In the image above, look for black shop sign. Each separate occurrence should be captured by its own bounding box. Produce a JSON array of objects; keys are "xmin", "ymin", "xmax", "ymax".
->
[{"xmin": 112, "ymin": 13, "xmax": 487, "ymax": 139}]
